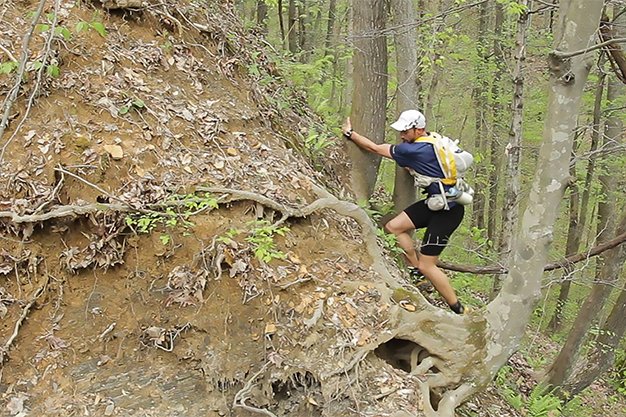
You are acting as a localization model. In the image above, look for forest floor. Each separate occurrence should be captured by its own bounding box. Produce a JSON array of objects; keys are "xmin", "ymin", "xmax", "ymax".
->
[{"xmin": 0, "ymin": 1, "xmax": 625, "ymax": 417}]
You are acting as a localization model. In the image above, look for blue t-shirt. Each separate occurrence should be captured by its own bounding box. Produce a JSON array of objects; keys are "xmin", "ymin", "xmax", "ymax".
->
[{"xmin": 390, "ymin": 140, "xmax": 451, "ymax": 197}]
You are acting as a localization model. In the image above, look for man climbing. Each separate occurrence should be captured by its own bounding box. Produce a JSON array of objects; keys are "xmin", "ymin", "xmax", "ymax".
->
[{"xmin": 342, "ymin": 110, "xmax": 469, "ymax": 314}]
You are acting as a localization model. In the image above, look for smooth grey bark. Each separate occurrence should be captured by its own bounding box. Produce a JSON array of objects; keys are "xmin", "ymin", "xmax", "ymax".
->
[
  {"xmin": 479, "ymin": 0, "xmax": 603, "ymax": 404},
  {"xmin": 471, "ymin": 0, "xmax": 489, "ymax": 230},
  {"xmin": 493, "ymin": 0, "xmax": 531, "ymax": 297},
  {"xmin": 401, "ymin": 3, "xmax": 604, "ymax": 416},
  {"xmin": 547, "ymin": 73, "xmax": 605, "ymax": 331},
  {"xmin": 546, "ymin": 16, "xmax": 626, "ymax": 388},
  {"xmin": 391, "ymin": 0, "xmax": 418, "ymax": 212},
  {"xmin": 348, "ymin": 0, "xmax": 388, "ymax": 202}
]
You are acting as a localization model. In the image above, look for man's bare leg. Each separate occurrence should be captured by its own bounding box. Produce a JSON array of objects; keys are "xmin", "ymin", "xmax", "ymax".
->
[{"xmin": 385, "ymin": 212, "xmax": 459, "ymax": 306}]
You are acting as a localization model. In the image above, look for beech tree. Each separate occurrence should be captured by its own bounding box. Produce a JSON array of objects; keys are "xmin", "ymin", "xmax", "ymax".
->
[
  {"xmin": 493, "ymin": 0, "xmax": 530, "ymax": 297},
  {"xmin": 338, "ymin": 1, "xmax": 604, "ymax": 415},
  {"xmin": 545, "ymin": 5, "xmax": 626, "ymax": 391}
]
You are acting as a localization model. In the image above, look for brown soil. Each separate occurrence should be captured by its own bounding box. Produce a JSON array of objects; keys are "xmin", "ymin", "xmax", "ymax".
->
[{"xmin": 0, "ymin": 2, "xmax": 624, "ymax": 417}]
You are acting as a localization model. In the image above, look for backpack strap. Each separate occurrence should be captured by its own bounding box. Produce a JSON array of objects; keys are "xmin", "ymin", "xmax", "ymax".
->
[{"xmin": 416, "ymin": 135, "xmax": 457, "ymax": 185}]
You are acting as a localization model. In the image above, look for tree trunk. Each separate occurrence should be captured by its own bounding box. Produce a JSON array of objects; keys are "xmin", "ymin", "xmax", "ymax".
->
[
  {"xmin": 278, "ymin": 0, "xmax": 286, "ymax": 50},
  {"xmin": 560, "ymin": 214, "xmax": 626, "ymax": 396},
  {"xmin": 545, "ymin": 48, "xmax": 624, "ymax": 394},
  {"xmin": 493, "ymin": 0, "xmax": 531, "ymax": 297},
  {"xmin": 423, "ymin": 0, "xmax": 445, "ymax": 129},
  {"xmin": 287, "ymin": 0, "xmax": 298, "ymax": 54},
  {"xmin": 256, "ymin": 0, "xmax": 268, "ymax": 34},
  {"xmin": 547, "ymin": 73, "xmax": 605, "ymax": 331},
  {"xmin": 297, "ymin": 0, "xmax": 308, "ymax": 61},
  {"xmin": 348, "ymin": 0, "xmax": 388, "ymax": 202},
  {"xmin": 481, "ymin": 0, "xmax": 603, "ymax": 397},
  {"xmin": 487, "ymin": 1, "xmax": 505, "ymax": 245},
  {"xmin": 471, "ymin": 0, "xmax": 489, "ymax": 230},
  {"xmin": 324, "ymin": 0, "xmax": 337, "ymax": 54},
  {"xmin": 391, "ymin": 0, "xmax": 419, "ymax": 212}
]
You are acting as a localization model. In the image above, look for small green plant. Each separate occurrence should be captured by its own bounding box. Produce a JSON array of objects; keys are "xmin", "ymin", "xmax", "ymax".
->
[
  {"xmin": 75, "ymin": 19, "xmax": 107, "ymax": 37},
  {"xmin": 159, "ymin": 234, "xmax": 171, "ymax": 245},
  {"xmin": 304, "ymin": 127, "xmax": 333, "ymax": 157},
  {"xmin": 126, "ymin": 212, "xmax": 161, "ymax": 233},
  {"xmin": 496, "ymin": 366, "xmax": 524, "ymax": 411},
  {"xmin": 217, "ymin": 228, "xmax": 241, "ymax": 245},
  {"xmin": 118, "ymin": 98, "xmax": 146, "ymax": 116},
  {"xmin": 376, "ymin": 228, "xmax": 404, "ymax": 257},
  {"xmin": 609, "ymin": 348, "xmax": 626, "ymax": 395},
  {"xmin": 245, "ymin": 220, "xmax": 289, "ymax": 263},
  {"xmin": 496, "ymin": 368, "xmax": 564, "ymax": 417},
  {"xmin": 526, "ymin": 384, "xmax": 562, "ymax": 417},
  {"xmin": 0, "ymin": 61, "xmax": 18, "ymax": 75},
  {"xmin": 125, "ymin": 193, "xmax": 219, "ymax": 244}
]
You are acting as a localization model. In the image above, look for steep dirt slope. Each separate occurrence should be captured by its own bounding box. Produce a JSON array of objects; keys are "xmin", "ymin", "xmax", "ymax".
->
[
  {"xmin": 0, "ymin": 2, "xmax": 415, "ymax": 416},
  {"xmin": 0, "ymin": 2, "xmax": 580, "ymax": 417}
]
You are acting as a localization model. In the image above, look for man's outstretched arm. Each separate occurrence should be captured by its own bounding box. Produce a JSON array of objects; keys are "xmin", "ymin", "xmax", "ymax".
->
[{"xmin": 342, "ymin": 118, "xmax": 392, "ymax": 159}]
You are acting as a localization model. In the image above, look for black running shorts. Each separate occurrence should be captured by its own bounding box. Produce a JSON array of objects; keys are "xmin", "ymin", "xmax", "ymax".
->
[{"xmin": 403, "ymin": 200, "xmax": 465, "ymax": 256}]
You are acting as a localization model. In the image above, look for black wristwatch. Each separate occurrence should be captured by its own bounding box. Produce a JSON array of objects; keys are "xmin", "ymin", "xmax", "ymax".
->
[{"xmin": 343, "ymin": 129, "xmax": 354, "ymax": 140}]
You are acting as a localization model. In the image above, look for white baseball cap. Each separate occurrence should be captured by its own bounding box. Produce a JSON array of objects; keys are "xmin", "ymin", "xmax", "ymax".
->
[{"xmin": 390, "ymin": 110, "xmax": 426, "ymax": 131}]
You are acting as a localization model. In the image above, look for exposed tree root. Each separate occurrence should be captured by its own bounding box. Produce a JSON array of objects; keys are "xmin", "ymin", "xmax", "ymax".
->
[
  {"xmin": 0, "ymin": 274, "xmax": 50, "ymax": 364},
  {"xmin": 3, "ymin": 183, "xmax": 624, "ymax": 275},
  {"xmin": 233, "ymin": 362, "xmax": 278, "ymax": 417}
]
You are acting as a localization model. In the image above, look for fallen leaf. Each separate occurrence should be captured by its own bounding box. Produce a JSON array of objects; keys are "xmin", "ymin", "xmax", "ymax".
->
[{"xmin": 226, "ymin": 147, "xmax": 238, "ymax": 156}]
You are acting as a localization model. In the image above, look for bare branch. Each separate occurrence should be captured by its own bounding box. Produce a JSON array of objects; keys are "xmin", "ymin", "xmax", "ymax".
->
[
  {"xmin": 550, "ymin": 37, "xmax": 626, "ymax": 59},
  {"xmin": 440, "ymin": 231, "xmax": 626, "ymax": 274}
]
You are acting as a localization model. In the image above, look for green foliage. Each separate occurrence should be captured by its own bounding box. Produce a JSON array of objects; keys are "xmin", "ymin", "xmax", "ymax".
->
[
  {"xmin": 375, "ymin": 228, "xmax": 404, "ymax": 257},
  {"xmin": 496, "ymin": 0, "xmax": 528, "ymax": 16},
  {"xmin": 304, "ymin": 126, "xmax": 333, "ymax": 158},
  {"xmin": 26, "ymin": 13, "xmax": 108, "ymax": 80},
  {"xmin": 244, "ymin": 220, "xmax": 289, "ymax": 263},
  {"xmin": 561, "ymin": 395, "xmax": 593, "ymax": 417},
  {"xmin": 609, "ymin": 348, "xmax": 626, "ymax": 396},
  {"xmin": 125, "ymin": 193, "xmax": 219, "ymax": 243},
  {"xmin": 75, "ymin": 18, "xmax": 107, "ymax": 37},
  {"xmin": 526, "ymin": 385, "xmax": 562, "ymax": 417},
  {"xmin": 496, "ymin": 368, "xmax": 564, "ymax": 416},
  {"xmin": 118, "ymin": 98, "xmax": 146, "ymax": 115},
  {"xmin": 0, "ymin": 61, "xmax": 18, "ymax": 75},
  {"xmin": 126, "ymin": 212, "xmax": 161, "ymax": 233}
]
